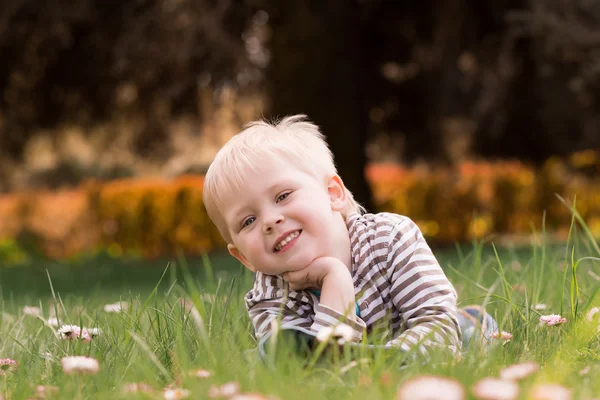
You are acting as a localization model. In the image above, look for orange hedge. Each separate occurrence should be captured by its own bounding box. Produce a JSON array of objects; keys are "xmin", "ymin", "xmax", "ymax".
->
[{"xmin": 1, "ymin": 151, "xmax": 599, "ymax": 259}]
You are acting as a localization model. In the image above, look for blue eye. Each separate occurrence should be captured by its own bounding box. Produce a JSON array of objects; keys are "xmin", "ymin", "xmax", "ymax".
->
[
  {"xmin": 242, "ymin": 216, "xmax": 256, "ymax": 228},
  {"xmin": 277, "ymin": 192, "xmax": 290, "ymax": 202}
]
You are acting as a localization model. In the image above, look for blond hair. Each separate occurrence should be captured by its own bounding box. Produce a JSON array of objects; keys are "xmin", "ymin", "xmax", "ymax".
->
[{"xmin": 203, "ymin": 115, "xmax": 365, "ymax": 242}]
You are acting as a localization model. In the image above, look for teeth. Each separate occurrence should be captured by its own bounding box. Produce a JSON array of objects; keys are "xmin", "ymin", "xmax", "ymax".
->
[{"xmin": 274, "ymin": 231, "xmax": 300, "ymax": 251}]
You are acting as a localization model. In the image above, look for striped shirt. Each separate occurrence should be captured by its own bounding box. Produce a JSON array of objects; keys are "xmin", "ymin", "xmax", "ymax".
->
[{"xmin": 245, "ymin": 212, "xmax": 462, "ymax": 355}]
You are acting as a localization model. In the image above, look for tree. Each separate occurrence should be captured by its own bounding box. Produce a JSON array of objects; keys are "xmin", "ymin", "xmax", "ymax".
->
[{"xmin": 266, "ymin": 1, "xmax": 375, "ymax": 212}]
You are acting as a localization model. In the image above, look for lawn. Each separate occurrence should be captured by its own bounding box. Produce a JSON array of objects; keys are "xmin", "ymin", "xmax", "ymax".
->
[{"xmin": 0, "ymin": 231, "xmax": 599, "ymax": 399}]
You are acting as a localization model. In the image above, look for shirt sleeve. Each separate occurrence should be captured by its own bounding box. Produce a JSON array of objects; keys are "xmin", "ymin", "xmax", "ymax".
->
[
  {"xmin": 384, "ymin": 217, "xmax": 462, "ymax": 357},
  {"xmin": 246, "ymin": 273, "xmax": 366, "ymax": 342}
]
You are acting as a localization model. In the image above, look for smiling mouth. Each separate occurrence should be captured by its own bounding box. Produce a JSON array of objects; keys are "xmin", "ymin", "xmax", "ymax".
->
[{"xmin": 273, "ymin": 230, "xmax": 302, "ymax": 252}]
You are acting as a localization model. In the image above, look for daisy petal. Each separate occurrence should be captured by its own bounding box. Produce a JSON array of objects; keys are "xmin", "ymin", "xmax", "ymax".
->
[
  {"xmin": 397, "ymin": 375, "xmax": 465, "ymax": 400},
  {"xmin": 529, "ymin": 383, "xmax": 572, "ymax": 400},
  {"xmin": 499, "ymin": 361, "xmax": 539, "ymax": 381},
  {"xmin": 472, "ymin": 378, "xmax": 519, "ymax": 400}
]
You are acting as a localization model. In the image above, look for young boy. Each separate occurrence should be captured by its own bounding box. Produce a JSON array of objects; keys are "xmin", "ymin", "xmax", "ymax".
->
[{"xmin": 203, "ymin": 115, "xmax": 495, "ymax": 357}]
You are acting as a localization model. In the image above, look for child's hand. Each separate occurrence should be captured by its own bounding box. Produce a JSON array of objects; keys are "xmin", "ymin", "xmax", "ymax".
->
[{"xmin": 281, "ymin": 257, "xmax": 349, "ymax": 291}]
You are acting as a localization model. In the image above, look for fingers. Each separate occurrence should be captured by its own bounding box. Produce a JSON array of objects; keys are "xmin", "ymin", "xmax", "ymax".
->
[
  {"xmin": 282, "ymin": 271, "xmax": 311, "ymax": 291},
  {"xmin": 282, "ymin": 270, "xmax": 302, "ymax": 284},
  {"xmin": 289, "ymin": 282, "xmax": 309, "ymax": 291}
]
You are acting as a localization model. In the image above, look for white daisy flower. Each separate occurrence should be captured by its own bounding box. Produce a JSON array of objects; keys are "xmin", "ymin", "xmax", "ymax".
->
[
  {"xmin": 397, "ymin": 375, "xmax": 465, "ymax": 400},
  {"xmin": 57, "ymin": 325, "xmax": 90, "ymax": 342},
  {"xmin": 57, "ymin": 325, "xmax": 81, "ymax": 339},
  {"xmin": 23, "ymin": 306, "xmax": 41, "ymax": 316},
  {"xmin": 472, "ymin": 378, "xmax": 519, "ymax": 400},
  {"xmin": 229, "ymin": 394, "xmax": 273, "ymax": 400},
  {"xmin": 208, "ymin": 382, "xmax": 240, "ymax": 398},
  {"xmin": 586, "ymin": 307, "xmax": 599, "ymax": 322},
  {"xmin": 0, "ymin": 358, "xmax": 18, "ymax": 375},
  {"xmin": 190, "ymin": 369, "xmax": 212, "ymax": 378},
  {"xmin": 529, "ymin": 383, "xmax": 571, "ymax": 400},
  {"xmin": 122, "ymin": 382, "xmax": 153, "ymax": 393},
  {"xmin": 333, "ymin": 323, "xmax": 354, "ymax": 344},
  {"xmin": 316, "ymin": 326, "xmax": 334, "ymax": 342},
  {"xmin": 539, "ymin": 314, "xmax": 567, "ymax": 327},
  {"xmin": 60, "ymin": 356, "xmax": 99, "ymax": 375},
  {"xmin": 164, "ymin": 388, "xmax": 190, "ymax": 400},
  {"xmin": 35, "ymin": 385, "xmax": 59, "ymax": 398},
  {"xmin": 316, "ymin": 323, "xmax": 354, "ymax": 344},
  {"xmin": 103, "ymin": 301, "xmax": 129, "ymax": 313},
  {"xmin": 499, "ymin": 361, "xmax": 539, "ymax": 381},
  {"xmin": 88, "ymin": 328, "xmax": 102, "ymax": 338}
]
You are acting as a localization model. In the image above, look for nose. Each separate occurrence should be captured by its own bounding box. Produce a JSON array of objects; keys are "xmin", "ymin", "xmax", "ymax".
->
[{"xmin": 263, "ymin": 211, "xmax": 284, "ymax": 234}]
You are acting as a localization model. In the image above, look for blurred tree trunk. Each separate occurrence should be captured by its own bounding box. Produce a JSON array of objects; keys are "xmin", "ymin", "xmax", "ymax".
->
[{"xmin": 266, "ymin": 2, "xmax": 374, "ymax": 213}]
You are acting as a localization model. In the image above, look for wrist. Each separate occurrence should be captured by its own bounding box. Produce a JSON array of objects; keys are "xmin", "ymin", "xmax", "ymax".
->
[
  {"xmin": 321, "ymin": 267, "xmax": 356, "ymax": 319},
  {"xmin": 321, "ymin": 257, "xmax": 351, "ymax": 279},
  {"xmin": 324, "ymin": 262, "xmax": 351, "ymax": 281},
  {"xmin": 322, "ymin": 262, "xmax": 353, "ymax": 293}
]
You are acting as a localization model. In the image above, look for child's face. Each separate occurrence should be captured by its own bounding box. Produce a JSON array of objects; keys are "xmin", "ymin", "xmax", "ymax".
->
[{"xmin": 222, "ymin": 159, "xmax": 347, "ymax": 276}]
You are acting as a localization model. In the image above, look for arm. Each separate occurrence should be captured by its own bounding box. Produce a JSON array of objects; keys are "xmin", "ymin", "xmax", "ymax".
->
[
  {"xmin": 274, "ymin": 258, "xmax": 366, "ymax": 342},
  {"xmin": 248, "ymin": 299, "xmax": 313, "ymax": 341},
  {"xmin": 311, "ymin": 265, "xmax": 365, "ymax": 342},
  {"xmin": 249, "ymin": 275, "xmax": 365, "ymax": 344},
  {"xmin": 385, "ymin": 218, "xmax": 461, "ymax": 356}
]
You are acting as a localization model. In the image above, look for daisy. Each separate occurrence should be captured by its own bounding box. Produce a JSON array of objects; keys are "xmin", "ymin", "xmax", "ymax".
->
[
  {"xmin": 586, "ymin": 307, "xmax": 599, "ymax": 322},
  {"xmin": 397, "ymin": 375, "xmax": 465, "ymax": 400},
  {"xmin": 47, "ymin": 317, "xmax": 59, "ymax": 327},
  {"xmin": 332, "ymin": 323, "xmax": 354, "ymax": 344},
  {"xmin": 539, "ymin": 314, "xmax": 567, "ymax": 326},
  {"xmin": 35, "ymin": 385, "xmax": 59, "ymax": 398},
  {"xmin": 472, "ymin": 378, "xmax": 519, "ymax": 400},
  {"xmin": 57, "ymin": 325, "xmax": 91, "ymax": 343},
  {"xmin": 499, "ymin": 361, "xmax": 539, "ymax": 381},
  {"xmin": 0, "ymin": 358, "xmax": 18, "ymax": 375},
  {"xmin": 22, "ymin": 306, "xmax": 41, "ymax": 316},
  {"xmin": 103, "ymin": 301, "xmax": 128, "ymax": 313},
  {"xmin": 316, "ymin": 326, "xmax": 334, "ymax": 342},
  {"xmin": 60, "ymin": 356, "xmax": 99, "ymax": 375},
  {"xmin": 208, "ymin": 382, "xmax": 240, "ymax": 399},
  {"xmin": 88, "ymin": 328, "xmax": 102, "ymax": 338},
  {"xmin": 534, "ymin": 304, "xmax": 547, "ymax": 311},
  {"xmin": 164, "ymin": 388, "xmax": 190, "ymax": 400},
  {"xmin": 316, "ymin": 323, "xmax": 354, "ymax": 344},
  {"xmin": 122, "ymin": 383, "xmax": 153, "ymax": 393},
  {"xmin": 529, "ymin": 383, "xmax": 572, "ymax": 400},
  {"xmin": 190, "ymin": 369, "xmax": 212, "ymax": 378},
  {"xmin": 229, "ymin": 394, "xmax": 274, "ymax": 400},
  {"xmin": 491, "ymin": 331, "xmax": 513, "ymax": 343}
]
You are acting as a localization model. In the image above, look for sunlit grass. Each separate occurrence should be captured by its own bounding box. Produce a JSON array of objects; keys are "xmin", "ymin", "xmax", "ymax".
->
[{"xmin": 1, "ymin": 214, "xmax": 600, "ymax": 399}]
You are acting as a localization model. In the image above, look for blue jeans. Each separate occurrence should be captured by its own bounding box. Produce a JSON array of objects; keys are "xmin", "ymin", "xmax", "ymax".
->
[
  {"xmin": 457, "ymin": 305, "xmax": 499, "ymax": 349},
  {"xmin": 256, "ymin": 305, "xmax": 499, "ymax": 360}
]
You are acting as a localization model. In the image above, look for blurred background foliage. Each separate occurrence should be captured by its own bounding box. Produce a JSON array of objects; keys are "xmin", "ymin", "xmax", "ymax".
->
[{"xmin": 1, "ymin": 0, "xmax": 600, "ymax": 260}]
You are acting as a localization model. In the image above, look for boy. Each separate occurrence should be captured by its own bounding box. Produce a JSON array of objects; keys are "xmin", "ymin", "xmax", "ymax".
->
[{"xmin": 203, "ymin": 115, "xmax": 493, "ymax": 357}]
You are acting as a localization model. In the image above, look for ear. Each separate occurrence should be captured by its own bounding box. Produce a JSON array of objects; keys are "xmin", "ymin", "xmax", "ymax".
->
[
  {"xmin": 327, "ymin": 174, "xmax": 348, "ymax": 212},
  {"xmin": 228, "ymin": 243, "xmax": 256, "ymax": 272}
]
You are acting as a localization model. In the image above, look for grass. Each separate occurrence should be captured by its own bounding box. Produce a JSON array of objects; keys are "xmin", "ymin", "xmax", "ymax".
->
[{"xmin": 1, "ymin": 224, "xmax": 600, "ymax": 399}]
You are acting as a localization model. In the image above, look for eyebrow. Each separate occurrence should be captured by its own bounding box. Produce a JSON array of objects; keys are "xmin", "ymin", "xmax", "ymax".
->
[
  {"xmin": 227, "ymin": 205, "xmax": 248, "ymax": 227},
  {"xmin": 226, "ymin": 180, "xmax": 297, "ymax": 226}
]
